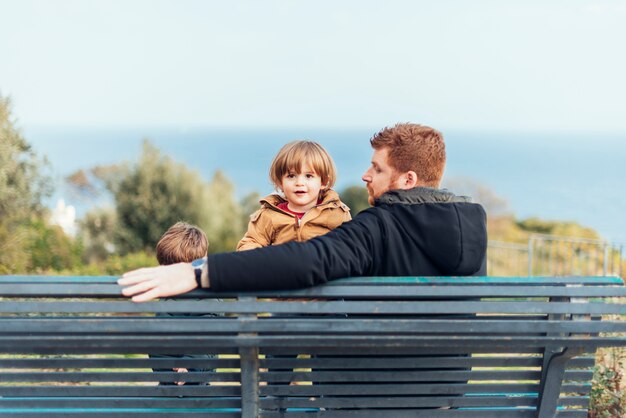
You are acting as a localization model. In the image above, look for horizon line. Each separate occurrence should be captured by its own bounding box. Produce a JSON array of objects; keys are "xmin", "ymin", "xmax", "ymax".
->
[{"xmin": 21, "ymin": 123, "xmax": 626, "ymax": 137}]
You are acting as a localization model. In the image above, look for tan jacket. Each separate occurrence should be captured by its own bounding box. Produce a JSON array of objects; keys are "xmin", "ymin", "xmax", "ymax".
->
[{"xmin": 236, "ymin": 190, "xmax": 351, "ymax": 251}]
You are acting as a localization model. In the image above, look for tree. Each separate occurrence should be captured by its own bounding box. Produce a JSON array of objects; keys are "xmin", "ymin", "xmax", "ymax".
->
[
  {"xmin": 25, "ymin": 218, "xmax": 82, "ymax": 272},
  {"xmin": 340, "ymin": 185, "xmax": 370, "ymax": 216},
  {"xmin": 0, "ymin": 94, "xmax": 52, "ymax": 273},
  {"xmin": 113, "ymin": 141, "xmax": 205, "ymax": 253},
  {"xmin": 112, "ymin": 141, "xmax": 245, "ymax": 254},
  {"xmin": 80, "ymin": 207, "xmax": 118, "ymax": 264},
  {"xmin": 65, "ymin": 163, "xmax": 125, "ymax": 204},
  {"xmin": 240, "ymin": 191, "xmax": 261, "ymax": 229},
  {"xmin": 202, "ymin": 170, "xmax": 245, "ymax": 253}
]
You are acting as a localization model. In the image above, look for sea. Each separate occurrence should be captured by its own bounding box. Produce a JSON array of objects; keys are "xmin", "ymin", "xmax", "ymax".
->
[{"xmin": 23, "ymin": 125, "xmax": 626, "ymax": 244}]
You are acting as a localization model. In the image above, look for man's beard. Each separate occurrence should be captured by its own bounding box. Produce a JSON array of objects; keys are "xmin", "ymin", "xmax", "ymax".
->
[
  {"xmin": 367, "ymin": 177, "xmax": 398, "ymax": 206},
  {"xmin": 367, "ymin": 190, "xmax": 375, "ymax": 206}
]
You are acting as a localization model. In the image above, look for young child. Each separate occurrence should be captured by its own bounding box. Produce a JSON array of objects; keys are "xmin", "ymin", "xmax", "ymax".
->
[
  {"xmin": 237, "ymin": 140, "xmax": 350, "ymax": 388},
  {"xmin": 237, "ymin": 140, "xmax": 351, "ymax": 250},
  {"xmin": 150, "ymin": 221, "xmax": 212, "ymax": 386}
]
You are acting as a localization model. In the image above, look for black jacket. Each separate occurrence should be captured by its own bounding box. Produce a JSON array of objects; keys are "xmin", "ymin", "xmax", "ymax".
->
[{"xmin": 208, "ymin": 187, "xmax": 487, "ymax": 291}]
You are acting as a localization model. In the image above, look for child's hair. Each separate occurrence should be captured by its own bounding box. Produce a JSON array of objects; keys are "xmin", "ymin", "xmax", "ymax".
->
[
  {"xmin": 269, "ymin": 140, "xmax": 337, "ymax": 191},
  {"xmin": 156, "ymin": 222, "xmax": 208, "ymax": 266}
]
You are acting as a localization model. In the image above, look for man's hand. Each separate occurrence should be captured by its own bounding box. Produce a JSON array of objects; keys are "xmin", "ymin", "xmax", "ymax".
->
[{"xmin": 118, "ymin": 262, "xmax": 197, "ymax": 302}]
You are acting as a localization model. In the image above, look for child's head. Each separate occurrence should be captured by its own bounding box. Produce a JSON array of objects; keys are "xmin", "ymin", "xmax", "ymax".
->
[
  {"xmin": 269, "ymin": 140, "xmax": 337, "ymax": 192},
  {"xmin": 156, "ymin": 222, "xmax": 208, "ymax": 265},
  {"xmin": 269, "ymin": 141, "xmax": 337, "ymax": 211}
]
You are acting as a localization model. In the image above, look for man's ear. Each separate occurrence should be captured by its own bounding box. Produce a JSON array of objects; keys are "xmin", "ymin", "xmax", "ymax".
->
[{"xmin": 401, "ymin": 171, "xmax": 419, "ymax": 189}]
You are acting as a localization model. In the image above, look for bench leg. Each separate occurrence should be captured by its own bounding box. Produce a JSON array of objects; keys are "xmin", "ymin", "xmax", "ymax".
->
[
  {"xmin": 536, "ymin": 347, "xmax": 582, "ymax": 418},
  {"xmin": 240, "ymin": 346, "xmax": 260, "ymax": 418}
]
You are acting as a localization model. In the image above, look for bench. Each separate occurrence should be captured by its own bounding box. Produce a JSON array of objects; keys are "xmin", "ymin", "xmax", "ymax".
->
[{"xmin": 1, "ymin": 275, "xmax": 625, "ymax": 417}]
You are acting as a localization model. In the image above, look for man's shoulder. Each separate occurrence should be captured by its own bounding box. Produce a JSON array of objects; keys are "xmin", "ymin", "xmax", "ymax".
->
[{"xmin": 343, "ymin": 206, "xmax": 386, "ymax": 226}]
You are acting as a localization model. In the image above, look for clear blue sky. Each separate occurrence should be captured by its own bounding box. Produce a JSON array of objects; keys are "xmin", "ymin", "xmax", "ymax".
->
[{"xmin": 1, "ymin": 0, "xmax": 625, "ymax": 131}]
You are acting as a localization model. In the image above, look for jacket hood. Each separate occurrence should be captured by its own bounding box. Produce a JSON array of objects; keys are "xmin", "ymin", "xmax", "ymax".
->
[
  {"xmin": 376, "ymin": 187, "xmax": 487, "ymax": 276},
  {"xmin": 375, "ymin": 187, "xmax": 473, "ymax": 205}
]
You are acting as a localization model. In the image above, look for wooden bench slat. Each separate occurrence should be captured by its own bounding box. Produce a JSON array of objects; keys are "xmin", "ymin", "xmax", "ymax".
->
[
  {"xmin": 0, "ymin": 398, "xmax": 242, "ymax": 408},
  {"xmin": 262, "ymin": 410, "xmax": 540, "ymax": 418},
  {"xmin": 2, "ymin": 317, "xmax": 625, "ymax": 334},
  {"xmin": 0, "ymin": 357, "xmax": 239, "ymax": 368},
  {"xmin": 0, "ymin": 386, "xmax": 242, "ymax": 397},
  {"xmin": 0, "ymin": 411, "xmax": 242, "ymax": 417},
  {"xmin": 260, "ymin": 395, "xmax": 540, "ymax": 408},
  {"xmin": 2, "ymin": 274, "xmax": 622, "ymax": 284},
  {"xmin": 3, "ymin": 283, "xmax": 626, "ymax": 298},
  {"xmin": 2, "ymin": 299, "xmax": 625, "ymax": 315}
]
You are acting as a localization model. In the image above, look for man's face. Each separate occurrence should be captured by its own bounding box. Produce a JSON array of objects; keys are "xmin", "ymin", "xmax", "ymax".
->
[{"xmin": 362, "ymin": 147, "xmax": 403, "ymax": 205}]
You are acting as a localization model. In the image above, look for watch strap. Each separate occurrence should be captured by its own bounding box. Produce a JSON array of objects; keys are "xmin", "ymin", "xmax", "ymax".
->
[
  {"xmin": 194, "ymin": 266, "xmax": 202, "ymax": 287},
  {"xmin": 191, "ymin": 257, "xmax": 207, "ymax": 288}
]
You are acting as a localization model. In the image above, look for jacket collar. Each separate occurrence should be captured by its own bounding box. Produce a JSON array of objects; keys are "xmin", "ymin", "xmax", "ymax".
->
[{"xmin": 375, "ymin": 187, "xmax": 473, "ymax": 206}]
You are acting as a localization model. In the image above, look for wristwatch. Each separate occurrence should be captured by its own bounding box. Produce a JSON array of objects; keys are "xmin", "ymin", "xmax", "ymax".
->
[{"xmin": 191, "ymin": 257, "xmax": 207, "ymax": 287}]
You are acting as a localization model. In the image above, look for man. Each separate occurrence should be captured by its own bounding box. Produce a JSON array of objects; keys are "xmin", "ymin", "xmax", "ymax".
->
[{"xmin": 119, "ymin": 123, "xmax": 487, "ymax": 302}]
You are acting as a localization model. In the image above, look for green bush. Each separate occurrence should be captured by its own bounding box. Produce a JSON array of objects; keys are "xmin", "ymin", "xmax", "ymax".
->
[
  {"xmin": 0, "ymin": 94, "xmax": 52, "ymax": 273},
  {"xmin": 590, "ymin": 348, "xmax": 626, "ymax": 417},
  {"xmin": 58, "ymin": 251, "xmax": 157, "ymax": 276}
]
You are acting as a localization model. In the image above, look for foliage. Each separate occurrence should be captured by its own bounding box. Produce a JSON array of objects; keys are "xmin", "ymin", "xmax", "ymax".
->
[
  {"xmin": 0, "ymin": 94, "xmax": 53, "ymax": 273},
  {"xmin": 113, "ymin": 141, "xmax": 216, "ymax": 254},
  {"xmin": 79, "ymin": 208, "xmax": 118, "ymax": 264},
  {"xmin": 487, "ymin": 215, "xmax": 531, "ymax": 243},
  {"xmin": 516, "ymin": 217, "xmax": 601, "ymax": 240},
  {"xmin": 202, "ymin": 170, "xmax": 245, "ymax": 253},
  {"xmin": 76, "ymin": 141, "xmax": 248, "ymax": 256},
  {"xmin": 340, "ymin": 185, "xmax": 370, "ymax": 216},
  {"xmin": 0, "ymin": 221, "xmax": 31, "ymax": 273},
  {"xmin": 590, "ymin": 348, "xmax": 626, "ymax": 418},
  {"xmin": 0, "ymin": 95, "xmax": 51, "ymax": 218},
  {"xmin": 98, "ymin": 251, "xmax": 158, "ymax": 275},
  {"xmin": 0, "ymin": 215, "xmax": 83, "ymax": 275},
  {"xmin": 240, "ymin": 191, "xmax": 261, "ymax": 231},
  {"xmin": 24, "ymin": 218, "xmax": 83, "ymax": 273},
  {"xmin": 65, "ymin": 164, "xmax": 126, "ymax": 204},
  {"xmin": 53, "ymin": 251, "xmax": 157, "ymax": 276}
]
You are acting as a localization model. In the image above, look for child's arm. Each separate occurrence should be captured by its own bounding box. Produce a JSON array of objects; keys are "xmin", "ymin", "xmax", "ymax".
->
[{"xmin": 236, "ymin": 209, "xmax": 273, "ymax": 251}]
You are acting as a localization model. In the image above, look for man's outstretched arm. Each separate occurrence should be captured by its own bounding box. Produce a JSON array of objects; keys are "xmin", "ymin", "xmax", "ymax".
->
[
  {"xmin": 119, "ymin": 213, "xmax": 377, "ymax": 301},
  {"xmin": 118, "ymin": 262, "xmax": 198, "ymax": 302}
]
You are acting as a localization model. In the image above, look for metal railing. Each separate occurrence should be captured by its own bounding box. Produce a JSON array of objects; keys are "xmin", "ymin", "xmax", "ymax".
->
[{"xmin": 488, "ymin": 234, "xmax": 624, "ymax": 278}]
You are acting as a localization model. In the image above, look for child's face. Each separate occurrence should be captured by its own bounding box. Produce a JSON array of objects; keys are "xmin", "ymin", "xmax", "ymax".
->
[{"xmin": 280, "ymin": 163, "xmax": 324, "ymax": 212}]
